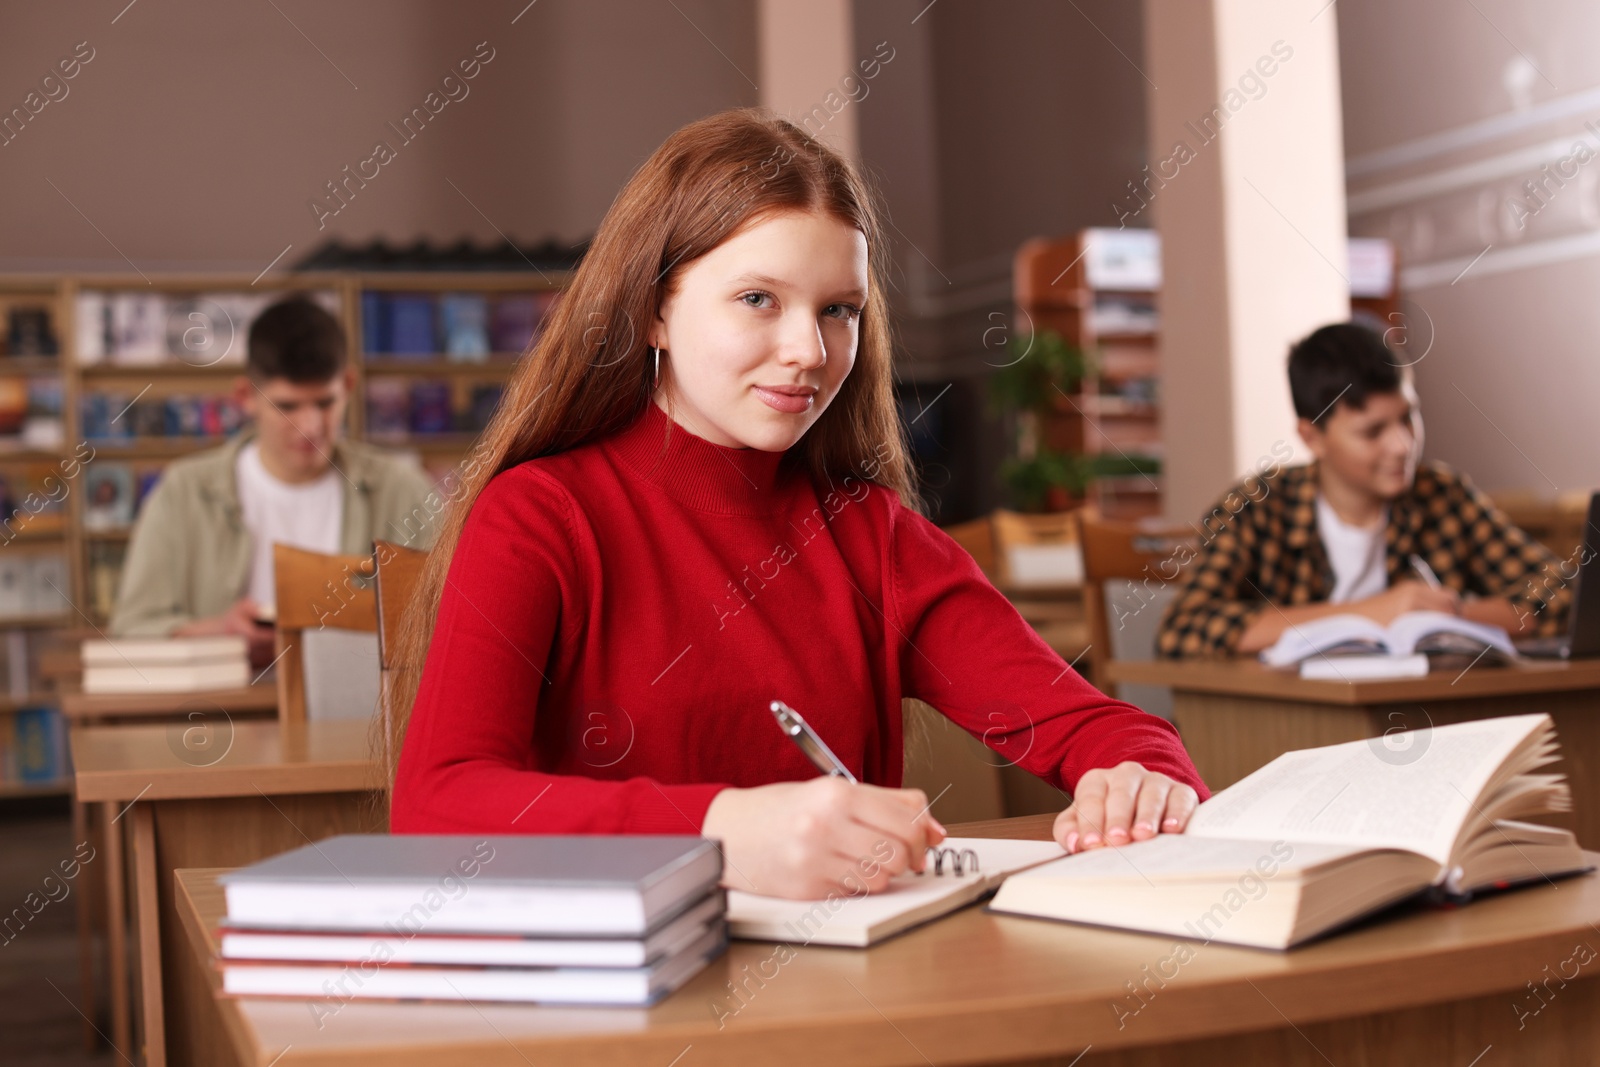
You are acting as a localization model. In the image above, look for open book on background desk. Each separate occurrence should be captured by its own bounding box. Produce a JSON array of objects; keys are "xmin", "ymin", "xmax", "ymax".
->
[
  {"xmin": 726, "ymin": 837, "xmax": 1065, "ymax": 947},
  {"xmin": 988, "ymin": 714, "xmax": 1587, "ymax": 949},
  {"xmin": 1260, "ymin": 610, "xmax": 1517, "ymax": 679}
]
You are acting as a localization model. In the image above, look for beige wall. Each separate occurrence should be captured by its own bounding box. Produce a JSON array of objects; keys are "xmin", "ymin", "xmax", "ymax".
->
[
  {"xmin": 0, "ymin": 1, "xmax": 756, "ymax": 271},
  {"xmin": 1147, "ymin": 0, "xmax": 1350, "ymax": 523},
  {"xmin": 757, "ymin": 0, "xmax": 857, "ymax": 159},
  {"xmin": 1340, "ymin": 0, "xmax": 1600, "ymax": 495}
]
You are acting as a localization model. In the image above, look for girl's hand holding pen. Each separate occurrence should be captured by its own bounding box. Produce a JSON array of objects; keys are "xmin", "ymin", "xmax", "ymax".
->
[
  {"xmin": 701, "ymin": 779, "xmax": 947, "ymax": 900},
  {"xmin": 1053, "ymin": 761, "xmax": 1200, "ymax": 854}
]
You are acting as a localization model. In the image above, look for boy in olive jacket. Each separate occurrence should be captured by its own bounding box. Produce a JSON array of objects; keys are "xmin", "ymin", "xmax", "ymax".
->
[{"xmin": 110, "ymin": 296, "xmax": 437, "ymax": 667}]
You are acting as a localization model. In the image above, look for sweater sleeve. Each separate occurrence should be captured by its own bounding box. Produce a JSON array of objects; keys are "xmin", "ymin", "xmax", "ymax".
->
[
  {"xmin": 390, "ymin": 466, "xmax": 728, "ymax": 835},
  {"xmin": 887, "ymin": 499, "xmax": 1210, "ymax": 801}
]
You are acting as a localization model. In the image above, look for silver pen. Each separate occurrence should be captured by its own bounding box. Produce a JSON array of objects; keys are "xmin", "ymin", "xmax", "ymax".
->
[
  {"xmin": 1409, "ymin": 554, "xmax": 1443, "ymax": 590},
  {"xmin": 769, "ymin": 700, "xmax": 858, "ymax": 783}
]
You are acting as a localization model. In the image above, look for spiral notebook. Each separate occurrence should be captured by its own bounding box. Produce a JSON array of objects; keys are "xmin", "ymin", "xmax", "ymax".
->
[{"xmin": 726, "ymin": 837, "xmax": 1065, "ymax": 947}]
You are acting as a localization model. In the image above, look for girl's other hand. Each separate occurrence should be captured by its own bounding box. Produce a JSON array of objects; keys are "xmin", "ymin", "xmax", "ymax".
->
[{"xmin": 1053, "ymin": 762, "xmax": 1199, "ymax": 854}]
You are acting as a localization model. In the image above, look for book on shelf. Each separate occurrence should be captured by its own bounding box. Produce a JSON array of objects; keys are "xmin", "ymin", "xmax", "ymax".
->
[
  {"xmin": 214, "ymin": 834, "xmax": 727, "ymax": 1005},
  {"xmin": 1260, "ymin": 610, "xmax": 1516, "ymax": 672},
  {"xmin": 78, "ymin": 290, "xmax": 330, "ymax": 366},
  {"xmin": 409, "ymin": 380, "xmax": 454, "ymax": 434},
  {"xmin": 726, "ymin": 837, "xmax": 1065, "ymax": 947},
  {"xmin": 388, "ymin": 293, "xmax": 437, "ymax": 355},
  {"xmin": 5, "ymin": 306, "xmax": 59, "ymax": 357},
  {"xmin": 87, "ymin": 541, "xmax": 126, "ymax": 620},
  {"xmin": 80, "ymin": 393, "xmax": 244, "ymax": 443},
  {"xmin": 1082, "ymin": 227, "xmax": 1161, "ymax": 291},
  {"xmin": 108, "ymin": 292, "xmax": 167, "ymax": 364},
  {"xmin": 0, "ymin": 553, "xmax": 69, "ymax": 618},
  {"xmin": 988, "ymin": 714, "xmax": 1587, "ymax": 949},
  {"xmin": 490, "ymin": 291, "xmax": 559, "ymax": 354},
  {"xmin": 0, "ymin": 378, "xmax": 27, "ymax": 436},
  {"xmin": 84, "ymin": 463, "xmax": 136, "ymax": 530},
  {"xmin": 9, "ymin": 705, "xmax": 68, "ymax": 786},
  {"xmin": 439, "ymin": 293, "xmax": 490, "ymax": 360},
  {"xmin": 364, "ymin": 379, "xmax": 411, "ymax": 437},
  {"xmin": 23, "ymin": 379, "xmax": 64, "ymax": 450},
  {"xmin": 467, "ymin": 382, "xmax": 504, "ymax": 431}
]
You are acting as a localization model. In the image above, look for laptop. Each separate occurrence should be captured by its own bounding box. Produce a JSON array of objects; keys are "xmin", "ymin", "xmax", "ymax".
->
[{"xmin": 1517, "ymin": 490, "xmax": 1600, "ymax": 659}]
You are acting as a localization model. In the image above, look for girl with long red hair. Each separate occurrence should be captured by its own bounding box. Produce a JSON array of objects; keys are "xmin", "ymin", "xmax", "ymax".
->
[{"xmin": 389, "ymin": 107, "xmax": 1207, "ymax": 900}]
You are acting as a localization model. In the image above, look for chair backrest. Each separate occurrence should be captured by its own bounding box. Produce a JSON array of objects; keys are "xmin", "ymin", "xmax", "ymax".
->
[
  {"xmin": 1076, "ymin": 514, "xmax": 1196, "ymax": 699},
  {"xmin": 272, "ymin": 544, "xmax": 380, "ymax": 729},
  {"xmin": 939, "ymin": 516, "xmax": 999, "ymax": 580},
  {"xmin": 990, "ymin": 508, "xmax": 1083, "ymax": 590},
  {"xmin": 373, "ymin": 539, "xmax": 430, "ymax": 767}
]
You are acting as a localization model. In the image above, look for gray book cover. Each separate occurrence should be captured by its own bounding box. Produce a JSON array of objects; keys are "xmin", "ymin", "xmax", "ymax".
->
[{"xmin": 219, "ymin": 835, "xmax": 721, "ymax": 892}]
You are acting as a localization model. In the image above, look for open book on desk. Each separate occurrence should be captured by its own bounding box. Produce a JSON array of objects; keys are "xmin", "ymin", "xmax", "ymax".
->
[
  {"xmin": 1260, "ymin": 610, "xmax": 1518, "ymax": 678},
  {"xmin": 989, "ymin": 714, "xmax": 1588, "ymax": 949},
  {"xmin": 726, "ymin": 837, "xmax": 1065, "ymax": 947}
]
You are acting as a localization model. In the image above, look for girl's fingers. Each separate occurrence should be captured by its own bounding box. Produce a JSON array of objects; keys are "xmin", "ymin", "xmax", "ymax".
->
[
  {"xmin": 1069, "ymin": 772, "xmax": 1109, "ymax": 850},
  {"xmin": 1053, "ymin": 806, "xmax": 1079, "ymax": 851},
  {"xmin": 1100, "ymin": 764, "xmax": 1143, "ymax": 845},
  {"xmin": 1161, "ymin": 783, "xmax": 1201, "ymax": 832},
  {"xmin": 1130, "ymin": 775, "xmax": 1172, "ymax": 841},
  {"xmin": 851, "ymin": 789, "xmax": 937, "ymax": 873}
]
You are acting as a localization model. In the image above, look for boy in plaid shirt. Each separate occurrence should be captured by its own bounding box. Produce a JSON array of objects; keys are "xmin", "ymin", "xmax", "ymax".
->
[{"xmin": 1158, "ymin": 322, "xmax": 1572, "ymax": 658}]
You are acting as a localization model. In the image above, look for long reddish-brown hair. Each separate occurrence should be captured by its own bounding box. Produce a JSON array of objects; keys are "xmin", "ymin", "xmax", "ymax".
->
[{"xmin": 383, "ymin": 107, "xmax": 919, "ymax": 792}]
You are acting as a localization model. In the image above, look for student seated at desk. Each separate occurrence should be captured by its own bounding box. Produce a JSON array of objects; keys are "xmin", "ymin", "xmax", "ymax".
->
[
  {"xmin": 1157, "ymin": 321, "xmax": 1571, "ymax": 659},
  {"xmin": 109, "ymin": 296, "xmax": 437, "ymax": 667},
  {"xmin": 389, "ymin": 108, "xmax": 1208, "ymax": 900}
]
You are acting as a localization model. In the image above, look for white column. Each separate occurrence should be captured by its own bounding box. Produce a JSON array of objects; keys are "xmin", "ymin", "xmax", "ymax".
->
[
  {"xmin": 757, "ymin": 0, "xmax": 858, "ymax": 159},
  {"xmin": 1144, "ymin": 0, "xmax": 1350, "ymax": 520}
]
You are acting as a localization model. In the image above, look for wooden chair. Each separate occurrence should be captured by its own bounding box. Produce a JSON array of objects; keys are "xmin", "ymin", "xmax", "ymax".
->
[
  {"xmin": 1075, "ymin": 513, "xmax": 1196, "ymax": 697},
  {"xmin": 939, "ymin": 515, "xmax": 999, "ymax": 581},
  {"xmin": 990, "ymin": 508, "xmax": 1082, "ymax": 591},
  {"xmin": 372, "ymin": 539, "xmax": 429, "ymax": 768},
  {"xmin": 272, "ymin": 544, "xmax": 379, "ymax": 729}
]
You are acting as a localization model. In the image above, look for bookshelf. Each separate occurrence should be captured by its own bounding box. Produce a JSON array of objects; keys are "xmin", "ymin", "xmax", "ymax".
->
[
  {"xmin": 0, "ymin": 269, "xmax": 570, "ymax": 797},
  {"xmin": 1013, "ymin": 228, "xmax": 1164, "ymax": 520},
  {"xmin": 1012, "ymin": 230, "xmax": 1400, "ymax": 520}
]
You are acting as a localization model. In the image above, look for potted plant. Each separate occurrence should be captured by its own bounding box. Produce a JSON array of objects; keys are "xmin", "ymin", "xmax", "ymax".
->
[{"xmin": 988, "ymin": 330, "xmax": 1096, "ymax": 512}]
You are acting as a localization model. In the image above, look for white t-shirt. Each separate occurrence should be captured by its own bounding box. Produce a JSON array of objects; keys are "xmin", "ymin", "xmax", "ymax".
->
[
  {"xmin": 236, "ymin": 442, "xmax": 344, "ymax": 610},
  {"xmin": 1315, "ymin": 494, "xmax": 1389, "ymax": 604}
]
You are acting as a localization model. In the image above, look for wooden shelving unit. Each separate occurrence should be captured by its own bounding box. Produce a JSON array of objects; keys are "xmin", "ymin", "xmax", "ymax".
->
[
  {"xmin": 0, "ymin": 269, "xmax": 570, "ymax": 797},
  {"xmin": 1012, "ymin": 230, "xmax": 1401, "ymax": 521},
  {"xmin": 1013, "ymin": 228, "xmax": 1164, "ymax": 519}
]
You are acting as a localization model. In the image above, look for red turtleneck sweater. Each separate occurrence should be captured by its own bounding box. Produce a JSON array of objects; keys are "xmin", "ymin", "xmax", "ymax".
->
[{"xmin": 391, "ymin": 401, "xmax": 1208, "ymax": 835}]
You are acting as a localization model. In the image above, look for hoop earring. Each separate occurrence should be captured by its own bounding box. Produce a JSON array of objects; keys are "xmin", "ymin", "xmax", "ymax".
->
[{"xmin": 652, "ymin": 345, "xmax": 663, "ymax": 387}]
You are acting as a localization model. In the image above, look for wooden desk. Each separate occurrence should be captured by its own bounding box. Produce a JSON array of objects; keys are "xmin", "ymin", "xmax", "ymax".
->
[
  {"xmin": 1106, "ymin": 658, "xmax": 1600, "ymax": 845},
  {"xmin": 71, "ymin": 717, "xmax": 381, "ymax": 1067},
  {"xmin": 61, "ymin": 682, "xmax": 280, "ymax": 1058},
  {"xmin": 173, "ymin": 813, "xmax": 1600, "ymax": 1067}
]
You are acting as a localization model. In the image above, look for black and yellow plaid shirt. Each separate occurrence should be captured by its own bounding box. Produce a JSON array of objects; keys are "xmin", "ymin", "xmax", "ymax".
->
[{"xmin": 1156, "ymin": 460, "xmax": 1573, "ymax": 658}]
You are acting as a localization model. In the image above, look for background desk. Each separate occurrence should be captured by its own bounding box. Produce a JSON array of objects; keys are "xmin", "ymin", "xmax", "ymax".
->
[
  {"xmin": 61, "ymin": 681, "xmax": 281, "ymax": 1056},
  {"xmin": 176, "ymin": 814, "xmax": 1600, "ymax": 1067},
  {"xmin": 71, "ymin": 717, "xmax": 381, "ymax": 1067},
  {"xmin": 1107, "ymin": 658, "xmax": 1600, "ymax": 845}
]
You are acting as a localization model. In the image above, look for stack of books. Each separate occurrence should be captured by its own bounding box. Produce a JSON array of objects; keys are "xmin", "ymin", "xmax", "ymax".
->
[
  {"xmin": 216, "ymin": 834, "xmax": 727, "ymax": 1005},
  {"xmin": 81, "ymin": 635, "xmax": 250, "ymax": 694}
]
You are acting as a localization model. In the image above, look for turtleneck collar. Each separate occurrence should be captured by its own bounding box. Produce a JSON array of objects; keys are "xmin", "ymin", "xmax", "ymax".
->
[{"xmin": 602, "ymin": 400, "xmax": 794, "ymax": 516}]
